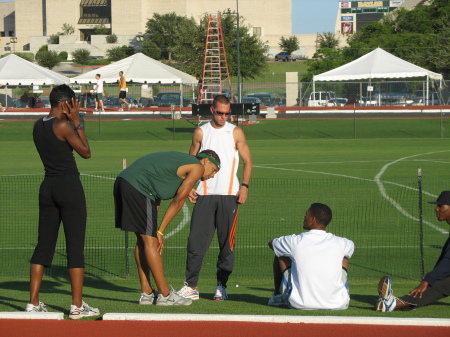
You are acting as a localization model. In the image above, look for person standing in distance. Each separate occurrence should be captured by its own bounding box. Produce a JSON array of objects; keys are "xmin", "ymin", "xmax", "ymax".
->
[
  {"xmin": 114, "ymin": 150, "xmax": 221, "ymax": 306},
  {"xmin": 26, "ymin": 84, "xmax": 99, "ymax": 319},
  {"xmin": 177, "ymin": 94, "xmax": 253, "ymax": 301},
  {"xmin": 118, "ymin": 71, "xmax": 131, "ymax": 111},
  {"xmin": 92, "ymin": 73, "xmax": 104, "ymax": 112}
]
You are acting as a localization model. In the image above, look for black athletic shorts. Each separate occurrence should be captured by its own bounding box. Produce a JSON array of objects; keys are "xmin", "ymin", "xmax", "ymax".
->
[
  {"xmin": 113, "ymin": 177, "xmax": 160, "ymax": 236},
  {"xmin": 119, "ymin": 91, "xmax": 126, "ymax": 99}
]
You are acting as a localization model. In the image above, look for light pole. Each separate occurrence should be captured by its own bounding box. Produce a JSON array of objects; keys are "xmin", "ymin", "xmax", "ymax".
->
[{"xmin": 226, "ymin": 1, "xmax": 241, "ymax": 103}]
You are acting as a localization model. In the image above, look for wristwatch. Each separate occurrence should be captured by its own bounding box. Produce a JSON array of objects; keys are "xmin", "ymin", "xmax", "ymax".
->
[{"xmin": 75, "ymin": 124, "xmax": 84, "ymax": 130}]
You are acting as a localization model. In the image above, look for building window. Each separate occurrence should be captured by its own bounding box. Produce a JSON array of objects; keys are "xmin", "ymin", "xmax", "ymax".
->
[
  {"xmin": 253, "ymin": 27, "xmax": 261, "ymax": 37},
  {"xmin": 0, "ymin": 32, "xmax": 5, "ymax": 37}
]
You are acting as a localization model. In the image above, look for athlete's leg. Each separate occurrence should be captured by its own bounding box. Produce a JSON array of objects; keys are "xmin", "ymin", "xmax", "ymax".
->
[
  {"xmin": 185, "ymin": 196, "xmax": 216, "ymax": 288},
  {"xmin": 215, "ymin": 196, "xmax": 238, "ymax": 287}
]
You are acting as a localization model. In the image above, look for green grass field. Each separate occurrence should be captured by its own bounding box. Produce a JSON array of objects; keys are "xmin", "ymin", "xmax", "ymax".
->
[{"xmin": 1, "ymin": 117, "xmax": 450, "ymax": 318}]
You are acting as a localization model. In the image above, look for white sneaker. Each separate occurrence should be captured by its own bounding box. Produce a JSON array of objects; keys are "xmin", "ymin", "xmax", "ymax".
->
[
  {"xmin": 128, "ymin": 104, "xmax": 132, "ymax": 110},
  {"xmin": 118, "ymin": 108, "xmax": 124, "ymax": 112},
  {"xmin": 268, "ymin": 293, "xmax": 286, "ymax": 307},
  {"xmin": 177, "ymin": 282, "xmax": 200, "ymax": 300},
  {"xmin": 213, "ymin": 283, "xmax": 228, "ymax": 301},
  {"xmin": 375, "ymin": 276, "xmax": 396, "ymax": 312},
  {"xmin": 25, "ymin": 301, "xmax": 48, "ymax": 312},
  {"xmin": 93, "ymin": 109, "xmax": 98, "ymax": 112},
  {"xmin": 156, "ymin": 289, "xmax": 192, "ymax": 306},
  {"xmin": 69, "ymin": 301, "xmax": 100, "ymax": 319},
  {"xmin": 139, "ymin": 291, "xmax": 157, "ymax": 305}
]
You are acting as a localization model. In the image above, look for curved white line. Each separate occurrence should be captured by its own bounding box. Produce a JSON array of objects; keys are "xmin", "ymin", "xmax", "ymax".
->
[
  {"xmin": 374, "ymin": 150, "xmax": 450, "ymax": 234},
  {"xmin": 165, "ymin": 203, "xmax": 190, "ymax": 239}
]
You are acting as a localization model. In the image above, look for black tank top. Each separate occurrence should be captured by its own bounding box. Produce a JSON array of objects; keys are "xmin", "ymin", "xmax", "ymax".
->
[{"xmin": 33, "ymin": 117, "xmax": 79, "ymax": 176}]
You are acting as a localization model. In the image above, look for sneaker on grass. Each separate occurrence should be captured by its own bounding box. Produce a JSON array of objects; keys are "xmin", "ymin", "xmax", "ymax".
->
[
  {"xmin": 268, "ymin": 294, "xmax": 286, "ymax": 307},
  {"xmin": 213, "ymin": 283, "xmax": 228, "ymax": 301},
  {"xmin": 69, "ymin": 301, "xmax": 100, "ymax": 320},
  {"xmin": 156, "ymin": 289, "xmax": 192, "ymax": 306},
  {"xmin": 177, "ymin": 282, "xmax": 200, "ymax": 300},
  {"xmin": 139, "ymin": 291, "xmax": 158, "ymax": 305},
  {"xmin": 25, "ymin": 301, "xmax": 48, "ymax": 312},
  {"xmin": 375, "ymin": 276, "xmax": 396, "ymax": 312}
]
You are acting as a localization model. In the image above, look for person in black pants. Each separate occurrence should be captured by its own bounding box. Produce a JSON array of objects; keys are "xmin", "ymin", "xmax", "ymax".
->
[
  {"xmin": 26, "ymin": 84, "xmax": 99, "ymax": 320},
  {"xmin": 376, "ymin": 191, "xmax": 450, "ymax": 312}
]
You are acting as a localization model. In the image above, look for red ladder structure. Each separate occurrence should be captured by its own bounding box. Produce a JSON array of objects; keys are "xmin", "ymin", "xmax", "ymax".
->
[{"xmin": 199, "ymin": 13, "xmax": 233, "ymax": 104}]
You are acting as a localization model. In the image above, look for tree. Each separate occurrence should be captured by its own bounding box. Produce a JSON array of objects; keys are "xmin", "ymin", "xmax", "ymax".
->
[
  {"xmin": 36, "ymin": 50, "xmax": 60, "ymax": 69},
  {"xmin": 106, "ymin": 46, "xmax": 127, "ymax": 62},
  {"xmin": 106, "ymin": 34, "xmax": 118, "ymax": 44},
  {"xmin": 72, "ymin": 48, "xmax": 91, "ymax": 65},
  {"xmin": 279, "ymin": 36, "xmax": 299, "ymax": 54},
  {"xmin": 164, "ymin": 12, "xmax": 267, "ymax": 79},
  {"xmin": 317, "ymin": 32, "xmax": 340, "ymax": 49},
  {"xmin": 61, "ymin": 23, "xmax": 75, "ymax": 35},
  {"xmin": 145, "ymin": 12, "xmax": 197, "ymax": 60},
  {"xmin": 140, "ymin": 39, "xmax": 162, "ymax": 59}
]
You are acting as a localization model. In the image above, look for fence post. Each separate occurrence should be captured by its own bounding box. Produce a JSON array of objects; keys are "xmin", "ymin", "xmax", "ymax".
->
[{"xmin": 418, "ymin": 167, "xmax": 425, "ymax": 279}]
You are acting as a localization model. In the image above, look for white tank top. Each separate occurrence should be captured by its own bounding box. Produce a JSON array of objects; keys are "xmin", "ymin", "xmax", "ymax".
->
[{"xmin": 196, "ymin": 121, "xmax": 239, "ymax": 195}]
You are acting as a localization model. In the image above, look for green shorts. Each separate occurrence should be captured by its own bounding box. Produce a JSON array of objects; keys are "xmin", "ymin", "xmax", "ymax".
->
[{"xmin": 95, "ymin": 93, "xmax": 103, "ymax": 101}]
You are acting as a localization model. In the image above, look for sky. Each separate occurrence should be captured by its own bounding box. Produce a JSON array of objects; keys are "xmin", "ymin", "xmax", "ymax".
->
[
  {"xmin": 293, "ymin": 0, "xmax": 338, "ymax": 34},
  {"xmin": 0, "ymin": 0, "xmax": 338, "ymax": 35}
]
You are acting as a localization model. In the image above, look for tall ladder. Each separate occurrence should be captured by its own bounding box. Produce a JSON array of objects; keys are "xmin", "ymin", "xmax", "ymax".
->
[{"xmin": 199, "ymin": 13, "xmax": 233, "ymax": 104}]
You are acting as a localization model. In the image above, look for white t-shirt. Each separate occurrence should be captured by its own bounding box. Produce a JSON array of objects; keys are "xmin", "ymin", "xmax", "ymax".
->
[
  {"xmin": 272, "ymin": 229, "xmax": 354, "ymax": 310},
  {"xmin": 95, "ymin": 79, "xmax": 103, "ymax": 93},
  {"xmin": 195, "ymin": 121, "xmax": 240, "ymax": 196}
]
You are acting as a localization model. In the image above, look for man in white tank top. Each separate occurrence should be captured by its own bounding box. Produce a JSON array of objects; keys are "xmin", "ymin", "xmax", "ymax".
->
[{"xmin": 177, "ymin": 95, "xmax": 253, "ymax": 301}]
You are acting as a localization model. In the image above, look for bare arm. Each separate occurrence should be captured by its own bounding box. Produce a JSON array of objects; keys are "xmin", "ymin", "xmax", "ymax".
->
[
  {"xmin": 234, "ymin": 127, "xmax": 253, "ymax": 204},
  {"xmin": 156, "ymin": 164, "xmax": 204, "ymax": 252},
  {"xmin": 54, "ymin": 98, "xmax": 91, "ymax": 159},
  {"xmin": 189, "ymin": 127, "xmax": 203, "ymax": 156}
]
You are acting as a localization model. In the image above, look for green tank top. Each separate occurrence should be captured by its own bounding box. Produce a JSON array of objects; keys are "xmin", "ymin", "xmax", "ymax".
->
[{"xmin": 119, "ymin": 151, "xmax": 200, "ymax": 201}]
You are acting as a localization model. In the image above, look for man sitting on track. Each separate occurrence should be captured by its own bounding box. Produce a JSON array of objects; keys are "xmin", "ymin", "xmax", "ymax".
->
[
  {"xmin": 376, "ymin": 191, "xmax": 450, "ymax": 312},
  {"xmin": 268, "ymin": 203, "xmax": 355, "ymax": 310}
]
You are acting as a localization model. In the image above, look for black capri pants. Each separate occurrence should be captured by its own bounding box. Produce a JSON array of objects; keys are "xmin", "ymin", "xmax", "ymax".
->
[{"xmin": 30, "ymin": 175, "xmax": 87, "ymax": 268}]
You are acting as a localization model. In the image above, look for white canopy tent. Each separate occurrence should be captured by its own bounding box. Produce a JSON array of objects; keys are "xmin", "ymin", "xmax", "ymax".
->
[
  {"xmin": 70, "ymin": 53, "xmax": 197, "ymax": 107},
  {"xmin": 313, "ymin": 48, "xmax": 443, "ymax": 105},
  {"xmin": 70, "ymin": 53, "xmax": 197, "ymax": 84},
  {"xmin": 0, "ymin": 54, "xmax": 69, "ymax": 107}
]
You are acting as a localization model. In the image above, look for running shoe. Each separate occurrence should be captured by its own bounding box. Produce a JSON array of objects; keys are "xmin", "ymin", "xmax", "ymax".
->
[
  {"xmin": 139, "ymin": 291, "xmax": 157, "ymax": 305},
  {"xmin": 213, "ymin": 283, "xmax": 228, "ymax": 301},
  {"xmin": 156, "ymin": 289, "xmax": 193, "ymax": 306},
  {"xmin": 69, "ymin": 301, "xmax": 100, "ymax": 320},
  {"xmin": 177, "ymin": 282, "xmax": 200, "ymax": 300},
  {"xmin": 375, "ymin": 276, "xmax": 396, "ymax": 312},
  {"xmin": 118, "ymin": 108, "xmax": 124, "ymax": 112},
  {"xmin": 25, "ymin": 301, "xmax": 48, "ymax": 312},
  {"xmin": 268, "ymin": 293, "xmax": 286, "ymax": 307}
]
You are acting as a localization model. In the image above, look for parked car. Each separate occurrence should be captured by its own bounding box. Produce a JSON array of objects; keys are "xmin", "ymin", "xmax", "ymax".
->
[
  {"xmin": 241, "ymin": 96, "xmax": 264, "ymax": 106},
  {"xmin": 327, "ymin": 98, "xmax": 348, "ymax": 107},
  {"xmin": 412, "ymin": 90, "xmax": 440, "ymax": 105},
  {"xmin": 274, "ymin": 51, "xmax": 300, "ymax": 62},
  {"xmin": 246, "ymin": 93, "xmax": 279, "ymax": 106},
  {"xmin": 153, "ymin": 92, "xmax": 193, "ymax": 107},
  {"xmin": 35, "ymin": 99, "xmax": 50, "ymax": 108},
  {"xmin": 307, "ymin": 91, "xmax": 335, "ymax": 107}
]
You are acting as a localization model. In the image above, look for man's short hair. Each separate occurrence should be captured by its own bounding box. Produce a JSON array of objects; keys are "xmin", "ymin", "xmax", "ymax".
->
[
  {"xmin": 49, "ymin": 84, "xmax": 76, "ymax": 108},
  {"xmin": 308, "ymin": 203, "xmax": 332, "ymax": 227},
  {"xmin": 213, "ymin": 94, "xmax": 230, "ymax": 107},
  {"xmin": 96, "ymin": 73, "xmax": 101, "ymax": 77}
]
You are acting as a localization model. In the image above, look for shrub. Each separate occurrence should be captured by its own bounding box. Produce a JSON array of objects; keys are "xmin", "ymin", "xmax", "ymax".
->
[
  {"xmin": 58, "ymin": 51, "xmax": 68, "ymax": 61},
  {"xmin": 93, "ymin": 24, "xmax": 110, "ymax": 35},
  {"xmin": 106, "ymin": 46, "xmax": 127, "ymax": 62},
  {"xmin": 49, "ymin": 34, "xmax": 60, "ymax": 44},
  {"xmin": 36, "ymin": 50, "xmax": 60, "ymax": 69},
  {"xmin": 106, "ymin": 34, "xmax": 118, "ymax": 44},
  {"xmin": 35, "ymin": 45, "xmax": 48, "ymax": 61},
  {"xmin": 72, "ymin": 48, "xmax": 91, "ymax": 65},
  {"xmin": 14, "ymin": 52, "xmax": 35, "ymax": 62}
]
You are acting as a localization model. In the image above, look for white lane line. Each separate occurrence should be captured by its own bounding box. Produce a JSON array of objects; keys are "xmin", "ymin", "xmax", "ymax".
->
[{"xmin": 375, "ymin": 150, "xmax": 450, "ymax": 234}]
